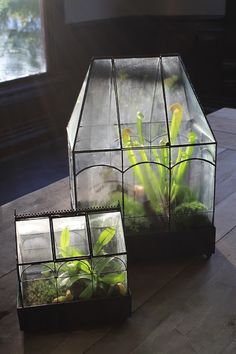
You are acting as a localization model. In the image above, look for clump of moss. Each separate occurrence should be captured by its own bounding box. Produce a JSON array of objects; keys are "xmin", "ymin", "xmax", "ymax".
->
[
  {"xmin": 111, "ymin": 191, "xmax": 150, "ymax": 232},
  {"xmin": 24, "ymin": 278, "xmax": 63, "ymax": 306},
  {"xmin": 172, "ymin": 201, "xmax": 210, "ymax": 231},
  {"xmin": 174, "ymin": 185, "xmax": 196, "ymax": 206}
]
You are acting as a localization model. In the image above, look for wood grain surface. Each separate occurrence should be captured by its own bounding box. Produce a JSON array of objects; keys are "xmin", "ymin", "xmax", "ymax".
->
[{"xmin": 1, "ymin": 108, "xmax": 236, "ymax": 353}]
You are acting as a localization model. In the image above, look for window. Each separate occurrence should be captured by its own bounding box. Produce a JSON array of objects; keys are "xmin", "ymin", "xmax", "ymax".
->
[{"xmin": 0, "ymin": 0, "xmax": 46, "ymax": 83}]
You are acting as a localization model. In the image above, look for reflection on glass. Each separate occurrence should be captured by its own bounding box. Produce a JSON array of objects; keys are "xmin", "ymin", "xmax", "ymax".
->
[
  {"xmin": 16, "ymin": 218, "xmax": 52, "ymax": 264},
  {"xmin": 52, "ymin": 216, "xmax": 89, "ymax": 258},
  {"xmin": 89, "ymin": 212, "xmax": 126, "ymax": 255}
]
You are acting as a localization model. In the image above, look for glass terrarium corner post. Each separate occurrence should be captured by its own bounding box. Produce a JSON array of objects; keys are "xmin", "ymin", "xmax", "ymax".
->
[
  {"xmin": 112, "ymin": 58, "xmax": 125, "ymax": 215},
  {"xmin": 49, "ymin": 215, "xmax": 57, "ymax": 261},
  {"xmin": 14, "ymin": 211, "xmax": 24, "ymax": 308},
  {"xmin": 212, "ymin": 141, "xmax": 217, "ymax": 225},
  {"xmin": 85, "ymin": 211, "xmax": 94, "ymax": 258},
  {"xmin": 68, "ymin": 143, "xmax": 76, "ymax": 209}
]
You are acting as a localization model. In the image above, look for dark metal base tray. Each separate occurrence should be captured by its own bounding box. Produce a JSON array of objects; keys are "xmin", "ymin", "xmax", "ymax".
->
[
  {"xmin": 125, "ymin": 226, "xmax": 216, "ymax": 262},
  {"xmin": 17, "ymin": 292, "xmax": 132, "ymax": 331}
]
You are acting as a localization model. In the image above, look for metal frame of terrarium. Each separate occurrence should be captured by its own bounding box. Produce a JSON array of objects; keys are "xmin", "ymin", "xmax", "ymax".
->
[
  {"xmin": 15, "ymin": 206, "xmax": 131, "ymax": 331},
  {"xmin": 67, "ymin": 54, "xmax": 217, "ymax": 260}
]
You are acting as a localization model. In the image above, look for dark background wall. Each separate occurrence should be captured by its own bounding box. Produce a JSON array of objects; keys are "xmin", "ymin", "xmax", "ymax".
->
[{"xmin": 65, "ymin": 0, "xmax": 226, "ymax": 22}]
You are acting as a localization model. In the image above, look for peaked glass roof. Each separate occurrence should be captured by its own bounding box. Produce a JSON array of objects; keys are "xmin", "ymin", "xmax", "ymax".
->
[{"xmin": 67, "ymin": 56, "xmax": 216, "ymax": 152}]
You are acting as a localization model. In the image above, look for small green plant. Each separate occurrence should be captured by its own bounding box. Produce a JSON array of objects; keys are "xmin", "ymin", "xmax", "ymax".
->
[
  {"xmin": 24, "ymin": 226, "xmax": 127, "ymax": 306},
  {"xmin": 112, "ymin": 191, "xmax": 150, "ymax": 232},
  {"xmin": 172, "ymin": 201, "xmax": 210, "ymax": 231},
  {"xmin": 54, "ymin": 226, "xmax": 127, "ymax": 301}
]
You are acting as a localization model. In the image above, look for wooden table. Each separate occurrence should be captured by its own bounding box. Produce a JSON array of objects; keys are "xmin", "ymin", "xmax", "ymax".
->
[{"xmin": 1, "ymin": 108, "xmax": 236, "ymax": 354}]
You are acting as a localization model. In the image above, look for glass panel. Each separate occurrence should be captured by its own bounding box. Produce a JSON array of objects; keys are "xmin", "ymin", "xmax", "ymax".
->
[
  {"xmin": 179, "ymin": 60, "xmax": 215, "ymax": 143},
  {"xmin": 0, "ymin": 0, "xmax": 46, "ymax": 82},
  {"xmin": 76, "ymin": 166, "xmax": 122, "ymax": 208},
  {"xmin": 56, "ymin": 259, "xmax": 92, "ymax": 302},
  {"xmin": 75, "ymin": 123, "xmax": 119, "ymax": 151},
  {"xmin": 171, "ymin": 143, "xmax": 216, "ymax": 168},
  {"xmin": 123, "ymin": 163, "xmax": 169, "ymax": 233},
  {"xmin": 75, "ymin": 59, "xmax": 119, "ymax": 151},
  {"xmin": 92, "ymin": 255, "xmax": 127, "ymax": 298},
  {"xmin": 67, "ymin": 71, "xmax": 89, "ymax": 148},
  {"xmin": 123, "ymin": 147, "xmax": 169, "ymax": 171},
  {"xmin": 68, "ymin": 145, "xmax": 76, "ymax": 208},
  {"xmin": 201, "ymin": 144, "xmax": 216, "ymax": 164},
  {"xmin": 20, "ymin": 263, "xmax": 57, "ymax": 306},
  {"xmin": 89, "ymin": 211, "xmax": 126, "ymax": 255},
  {"xmin": 162, "ymin": 56, "xmax": 215, "ymax": 145},
  {"xmin": 115, "ymin": 57, "xmax": 168, "ymax": 147},
  {"xmin": 170, "ymin": 159, "xmax": 214, "ymax": 230},
  {"xmin": 74, "ymin": 150, "xmax": 122, "ymax": 209},
  {"xmin": 16, "ymin": 218, "xmax": 52, "ymax": 264},
  {"xmin": 52, "ymin": 216, "xmax": 89, "ymax": 259},
  {"xmin": 75, "ymin": 150, "xmax": 122, "ymax": 173}
]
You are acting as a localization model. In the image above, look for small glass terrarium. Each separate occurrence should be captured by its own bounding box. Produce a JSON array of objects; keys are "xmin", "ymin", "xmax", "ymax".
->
[
  {"xmin": 15, "ymin": 207, "xmax": 131, "ymax": 331},
  {"xmin": 67, "ymin": 55, "xmax": 216, "ymax": 259}
]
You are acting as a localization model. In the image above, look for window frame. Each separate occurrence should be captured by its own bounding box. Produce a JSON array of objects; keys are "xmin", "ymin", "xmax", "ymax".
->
[{"xmin": 0, "ymin": 0, "xmax": 65, "ymax": 96}]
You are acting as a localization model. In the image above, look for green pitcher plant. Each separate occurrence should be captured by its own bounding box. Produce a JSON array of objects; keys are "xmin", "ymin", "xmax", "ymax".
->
[{"xmin": 122, "ymin": 103, "xmax": 197, "ymax": 218}]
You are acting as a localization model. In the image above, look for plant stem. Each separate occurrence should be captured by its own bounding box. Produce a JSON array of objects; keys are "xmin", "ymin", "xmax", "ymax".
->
[
  {"xmin": 169, "ymin": 103, "xmax": 183, "ymax": 144},
  {"xmin": 171, "ymin": 131, "xmax": 196, "ymax": 202}
]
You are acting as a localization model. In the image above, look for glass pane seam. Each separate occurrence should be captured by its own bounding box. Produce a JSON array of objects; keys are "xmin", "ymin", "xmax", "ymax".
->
[{"xmin": 160, "ymin": 55, "xmax": 171, "ymax": 147}]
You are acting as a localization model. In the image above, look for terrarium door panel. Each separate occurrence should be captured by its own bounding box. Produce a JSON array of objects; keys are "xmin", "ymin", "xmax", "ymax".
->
[
  {"xmin": 170, "ymin": 158, "xmax": 215, "ymax": 232},
  {"xmin": 75, "ymin": 150, "xmax": 122, "ymax": 208},
  {"xmin": 122, "ymin": 154, "xmax": 170, "ymax": 234}
]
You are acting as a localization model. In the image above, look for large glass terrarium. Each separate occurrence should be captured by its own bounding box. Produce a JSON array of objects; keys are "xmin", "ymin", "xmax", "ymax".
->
[
  {"xmin": 67, "ymin": 55, "xmax": 216, "ymax": 259},
  {"xmin": 15, "ymin": 207, "xmax": 131, "ymax": 331}
]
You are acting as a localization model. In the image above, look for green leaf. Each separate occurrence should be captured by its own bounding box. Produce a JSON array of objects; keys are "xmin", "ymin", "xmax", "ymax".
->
[
  {"xmin": 67, "ymin": 246, "xmax": 85, "ymax": 257},
  {"xmin": 93, "ymin": 227, "xmax": 116, "ymax": 255},
  {"xmin": 79, "ymin": 282, "xmax": 93, "ymax": 300},
  {"xmin": 97, "ymin": 226, "xmax": 116, "ymax": 246},
  {"xmin": 92, "ymin": 273, "xmax": 98, "ymax": 290},
  {"xmin": 94, "ymin": 257, "xmax": 114, "ymax": 275},
  {"xmin": 60, "ymin": 227, "xmax": 70, "ymax": 254},
  {"xmin": 59, "ymin": 226, "xmax": 86, "ymax": 258},
  {"xmin": 65, "ymin": 259, "xmax": 92, "ymax": 274},
  {"xmin": 136, "ymin": 111, "xmax": 144, "ymax": 145},
  {"xmin": 100, "ymin": 272, "xmax": 125, "ymax": 285},
  {"xmin": 94, "ymin": 256, "xmax": 124, "ymax": 275},
  {"xmin": 58, "ymin": 273, "xmax": 92, "ymax": 288},
  {"xmin": 76, "ymin": 260, "xmax": 92, "ymax": 274}
]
